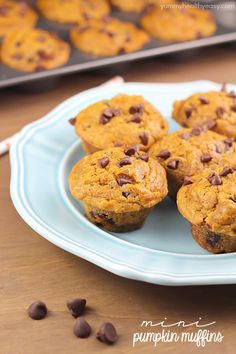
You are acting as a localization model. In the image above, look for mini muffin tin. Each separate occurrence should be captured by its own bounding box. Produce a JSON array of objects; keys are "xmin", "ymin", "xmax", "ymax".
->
[{"xmin": 0, "ymin": 0, "xmax": 236, "ymax": 89}]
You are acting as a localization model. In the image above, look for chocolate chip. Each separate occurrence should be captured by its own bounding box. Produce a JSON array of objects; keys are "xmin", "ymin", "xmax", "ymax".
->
[
  {"xmin": 216, "ymin": 107, "xmax": 225, "ymax": 118},
  {"xmin": 223, "ymin": 138, "xmax": 234, "ymax": 150},
  {"xmin": 100, "ymin": 115, "xmax": 110, "ymax": 124},
  {"xmin": 99, "ymin": 156, "xmax": 110, "ymax": 168},
  {"xmin": 139, "ymin": 153, "xmax": 149, "ymax": 162},
  {"xmin": 220, "ymin": 167, "xmax": 234, "ymax": 177},
  {"xmin": 157, "ymin": 149, "xmax": 171, "ymax": 160},
  {"xmin": 129, "ymin": 104, "xmax": 144, "ymax": 115},
  {"xmin": 37, "ymin": 50, "xmax": 54, "ymax": 60},
  {"xmin": 28, "ymin": 301, "xmax": 47, "ymax": 320},
  {"xmin": 206, "ymin": 233, "xmax": 221, "ymax": 247},
  {"xmin": 96, "ymin": 322, "xmax": 118, "ymax": 345},
  {"xmin": 208, "ymin": 172, "xmax": 222, "ymax": 186},
  {"xmin": 118, "ymin": 48, "xmax": 126, "ymax": 55},
  {"xmin": 179, "ymin": 132, "xmax": 191, "ymax": 140},
  {"xmin": 231, "ymin": 105, "xmax": 236, "ymax": 112},
  {"xmin": 112, "ymin": 107, "xmax": 121, "ymax": 116},
  {"xmin": 97, "ymin": 213, "xmax": 115, "ymax": 225},
  {"xmin": 103, "ymin": 108, "xmax": 114, "ymax": 118},
  {"xmin": 118, "ymin": 157, "xmax": 132, "ymax": 167},
  {"xmin": 207, "ymin": 119, "xmax": 217, "ymax": 130},
  {"xmin": 124, "ymin": 145, "xmax": 139, "ymax": 156},
  {"xmin": 184, "ymin": 107, "xmax": 193, "ymax": 119},
  {"xmin": 67, "ymin": 298, "xmax": 86, "ymax": 318},
  {"xmin": 139, "ymin": 132, "xmax": 149, "ymax": 146},
  {"xmin": 200, "ymin": 153, "xmax": 212, "ymax": 163},
  {"xmin": 199, "ymin": 96, "xmax": 209, "ymax": 104},
  {"xmin": 128, "ymin": 114, "xmax": 142, "ymax": 123},
  {"xmin": 167, "ymin": 160, "xmax": 179, "ymax": 170},
  {"xmin": 74, "ymin": 318, "xmax": 91, "ymax": 338},
  {"xmin": 69, "ymin": 117, "xmax": 76, "ymax": 125},
  {"xmin": 191, "ymin": 127, "xmax": 202, "ymax": 136},
  {"xmin": 122, "ymin": 191, "xmax": 130, "ymax": 198},
  {"xmin": 183, "ymin": 176, "xmax": 193, "ymax": 185},
  {"xmin": 116, "ymin": 174, "xmax": 134, "ymax": 186}
]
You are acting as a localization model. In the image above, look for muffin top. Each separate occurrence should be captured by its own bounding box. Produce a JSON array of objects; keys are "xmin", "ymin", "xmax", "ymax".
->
[
  {"xmin": 0, "ymin": 0, "xmax": 38, "ymax": 38},
  {"xmin": 1, "ymin": 28, "xmax": 70, "ymax": 72},
  {"xmin": 173, "ymin": 90, "xmax": 236, "ymax": 139},
  {"xmin": 149, "ymin": 127, "xmax": 236, "ymax": 184},
  {"xmin": 177, "ymin": 166, "xmax": 236, "ymax": 237},
  {"xmin": 70, "ymin": 16, "xmax": 150, "ymax": 56},
  {"xmin": 37, "ymin": 0, "xmax": 110, "ymax": 24},
  {"xmin": 74, "ymin": 94, "xmax": 168, "ymax": 151},
  {"xmin": 69, "ymin": 146, "xmax": 168, "ymax": 213},
  {"xmin": 141, "ymin": 6, "xmax": 216, "ymax": 42}
]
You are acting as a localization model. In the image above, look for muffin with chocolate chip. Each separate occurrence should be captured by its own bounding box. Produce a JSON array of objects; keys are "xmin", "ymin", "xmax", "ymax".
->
[
  {"xmin": 177, "ymin": 166, "xmax": 236, "ymax": 253},
  {"xmin": 149, "ymin": 126, "xmax": 236, "ymax": 199},
  {"xmin": 71, "ymin": 94, "xmax": 168, "ymax": 154},
  {"xmin": 173, "ymin": 89, "xmax": 236, "ymax": 139},
  {"xmin": 69, "ymin": 146, "xmax": 168, "ymax": 232}
]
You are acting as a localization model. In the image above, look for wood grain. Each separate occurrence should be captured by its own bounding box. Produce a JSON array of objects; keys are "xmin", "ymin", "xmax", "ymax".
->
[{"xmin": 1, "ymin": 45, "xmax": 236, "ymax": 354}]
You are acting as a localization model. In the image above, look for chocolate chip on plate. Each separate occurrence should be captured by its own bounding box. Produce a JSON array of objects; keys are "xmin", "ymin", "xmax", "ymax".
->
[
  {"xmin": 124, "ymin": 145, "xmax": 139, "ymax": 156},
  {"xmin": 200, "ymin": 153, "xmax": 212, "ymax": 163},
  {"xmin": 183, "ymin": 176, "xmax": 193, "ymax": 185},
  {"xmin": 184, "ymin": 107, "xmax": 193, "ymax": 119},
  {"xmin": 73, "ymin": 318, "xmax": 91, "ymax": 338},
  {"xmin": 208, "ymin": 172, "xmax": 222, "ymax": 186},
  {"xmin": 28, "ymin": 301, "xmax": 47, "ymax": 320},
  {"xmin": 99, "ymin": 156, "xmax": 110, "ymax": 168},
  {"xmin": 96, "ymin": 322, "xmax": 118, "ymax": 345},
  {"xmin": 216, "ymin": 107, "xmax": 225, "ymax": 118},
  {"xmin": 139, "ymin": 132, "xmax": 149, "ymax": 146},
  {"xmin": 67, "ymin": 298, "xmax": 86, "ymax": 318},
  {"xmin": 68, "ymin": 117, "xmax": 76, "ymax": 125},
  {"xmin": 157, "ymin": 149, "xmax": 171, "ymax": 160},
  {"xmin": 167, "ymin": 160, "xmax": 179, "ymax": 170},
  {"xmin": 199, "ymin": 96, "xmax": 209, "ymax": 104},
  {"xmin": 118, "ymin": 157, "xmax": 132, "ymax": 167},
  {"xmin": 116, "ymin": 174, "xmax": 134, "ymax": 186},
  {"xmin": 129, "ymin": 104, "xmax": 144, "ymax": 115},
  {"xmin": 220, "ymin": 167, "xmax": 234, "ymax": 177}
]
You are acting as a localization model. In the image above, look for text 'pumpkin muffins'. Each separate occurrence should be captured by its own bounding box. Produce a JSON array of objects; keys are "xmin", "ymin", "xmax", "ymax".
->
[
  {"xmin": 0, "ymin": 0, "xmax": 38, "ymax": 37},
  {"xmin": 37, "ymin": 0, "xmax": 110, "ymax": 24},
  {"xmin": 69, "ymin": 147, "xmax": 168, "ymax": 232},
  {"xmin": 173, "ymin": 90, "xmax": 236, "ymax": 139},
  {"xmin": 71, "ymin": 94, "xmax": 168, "ymax": 153},
  {"xmin": 149, "ymin": 126, "xmax": 236, "ymax": 199},
  {"xmin": 177, "ymin": 166, "xmax": 236, "ymax": 253},
  {"xmin": 141, "ymin": 6, "xmax": 216, "ymax": 42},
  {"xmin": 1, "ymin": 28, "xmax": 70, "ymax": 72},
  {"xmin": 70, "ymin": 17, "xmax": 150, "ymax": 57}
]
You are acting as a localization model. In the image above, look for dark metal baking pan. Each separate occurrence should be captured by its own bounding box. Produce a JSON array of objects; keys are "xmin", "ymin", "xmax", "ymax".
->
[{"xmin": 0, "ymin": 0, "xmax": 236, "ymax": 89}]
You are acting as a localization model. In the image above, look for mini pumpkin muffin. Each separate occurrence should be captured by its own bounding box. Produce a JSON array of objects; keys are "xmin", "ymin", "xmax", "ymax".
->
[
  {"xmin": 1, "ymin": 28, "xmax": 70, "ymax": 72},
  {"xmin": 110, "ymin": 0, "xmax": 175, "ymax": 13},
  {"xmin": 0, "ymin": 0, "xmax": 38, "ymax": 38},
  {"xmin": 149, "ymin": 126, "xmax": 236, "ymax": 199},
  {"xmin": 141, "ymin": 6, "xmax": 216, "ymax": 42},
  {"xmin": 173, "ymin": 90, "xmax": 236, "ymax": 139},
  {"xmin": 69, "ymin": 146, "xmax": 168, "ymax": 232},
  {"xmin": 70, "ymin": 17, "xmax": 150, "ymax": 57},
  {"xmin": 37, "ymin": 0, "xmax": 110, "ymax": 24},
  {"xmin": 70, "ymin": 94, "xmax": 168, "ymax": 154},
  {"xmin": 177, "ymin": 166, "xmax": 236, "ymax": 253}
]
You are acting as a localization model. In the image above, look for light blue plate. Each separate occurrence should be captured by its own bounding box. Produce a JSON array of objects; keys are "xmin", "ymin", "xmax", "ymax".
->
[{"xmin": 10, "ymin": 80, "xmax": 236, "ymax": 286}]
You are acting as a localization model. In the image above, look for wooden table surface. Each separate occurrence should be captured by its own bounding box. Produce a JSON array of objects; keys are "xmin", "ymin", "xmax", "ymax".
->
[{"xmin": 1, "ymin": 45, "xmax": 236, "ymax": 354}]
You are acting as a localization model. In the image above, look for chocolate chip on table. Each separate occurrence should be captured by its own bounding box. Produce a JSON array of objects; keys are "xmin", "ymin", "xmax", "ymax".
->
[
  {"xmin": 191, "ymin": 127, "xmax": 202, "ymax": 136},
  {"xmin": 139, "ymin": 153, "xmax": 149, "ymax": 162},
  {"xmin": 208, "ymin": 172, "xmax": 222, "ymax": 186},
  {"xmin": 128, "ymin": 114, "xmax": 142, "ymax": 123},
  {"xmin": 67, "ymin": 298, "xmax": 86, "ymax": 318},
  {"xmin": 99, "ymin": 156, "xmax": 110, "ymax": 168},
  {"xmin": 183, "ymin": 176, "xmax": 193, "ymax": 185},
  {"xmin": 200, "ymin": 153, "xmax": 212, "ymax": 163},
  {"xmin": 220, "ymin": 167, "xmax": 234, "ymax": 177},
  {"xmin": 28, "ymin": 301, "xmax": 47, "ymax": 320},
  {"xmin": 167, "ymin": 160, "xmax": 179, "ymax": 170},
  {"xmin": 178, "ymin": 132, "xmax": 191, "ymax": 140},
  {"xmin": 157, "ymin": 149, "xmax": 171, "ymax": 160},
  {"xmin": 124, "ymin": 145, "xmax": 139, "ymax": 156},
  {"xmin": 216, "ymin": 107, "xmax": 225, "ymax": 118},
  {"xmin": 199, "ymin": 96, "xmax": 209, "ymax": 104},
  {"xmin": 129, "ymin": 104, "xmax": 144, "ymax": 115},
  {"xmin": 184, "ymin": 107, "xmax": 193, "ymax": 119},
  {"xmin": 68, "ymin": 117, "xmax": 76, "ymax": 125},
  {"xmin": 139, "ymin": 132, "xmax": 149, "ymax": 146},
  {"xmin": 118, "ymin": 157, "xmax": 132, "ymax": 167},
  {"xmin": 96, "ymin": 322, "xmax": 118, "ymax": 345},
  {"xmin": 116, "ymin": 174, "xmax": 134, "ymax": 186},
  {"xmin": 223, "ymin": 137, "xmax": 234, "ymax": 150},
  {"xmin": 74, "ymin": 318, "xmax": 91, "ymax": 338}
]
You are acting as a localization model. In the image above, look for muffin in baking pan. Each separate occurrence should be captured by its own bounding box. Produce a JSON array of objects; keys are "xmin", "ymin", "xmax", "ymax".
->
[{"xmin": 69, "ymin": 146, "xmax": 168, "ymax": 232}]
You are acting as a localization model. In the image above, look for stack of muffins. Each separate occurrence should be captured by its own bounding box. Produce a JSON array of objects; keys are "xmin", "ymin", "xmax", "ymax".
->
[{"xmin": 68, "ymin": 86, "xmax": 236, "ymax": 254}]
